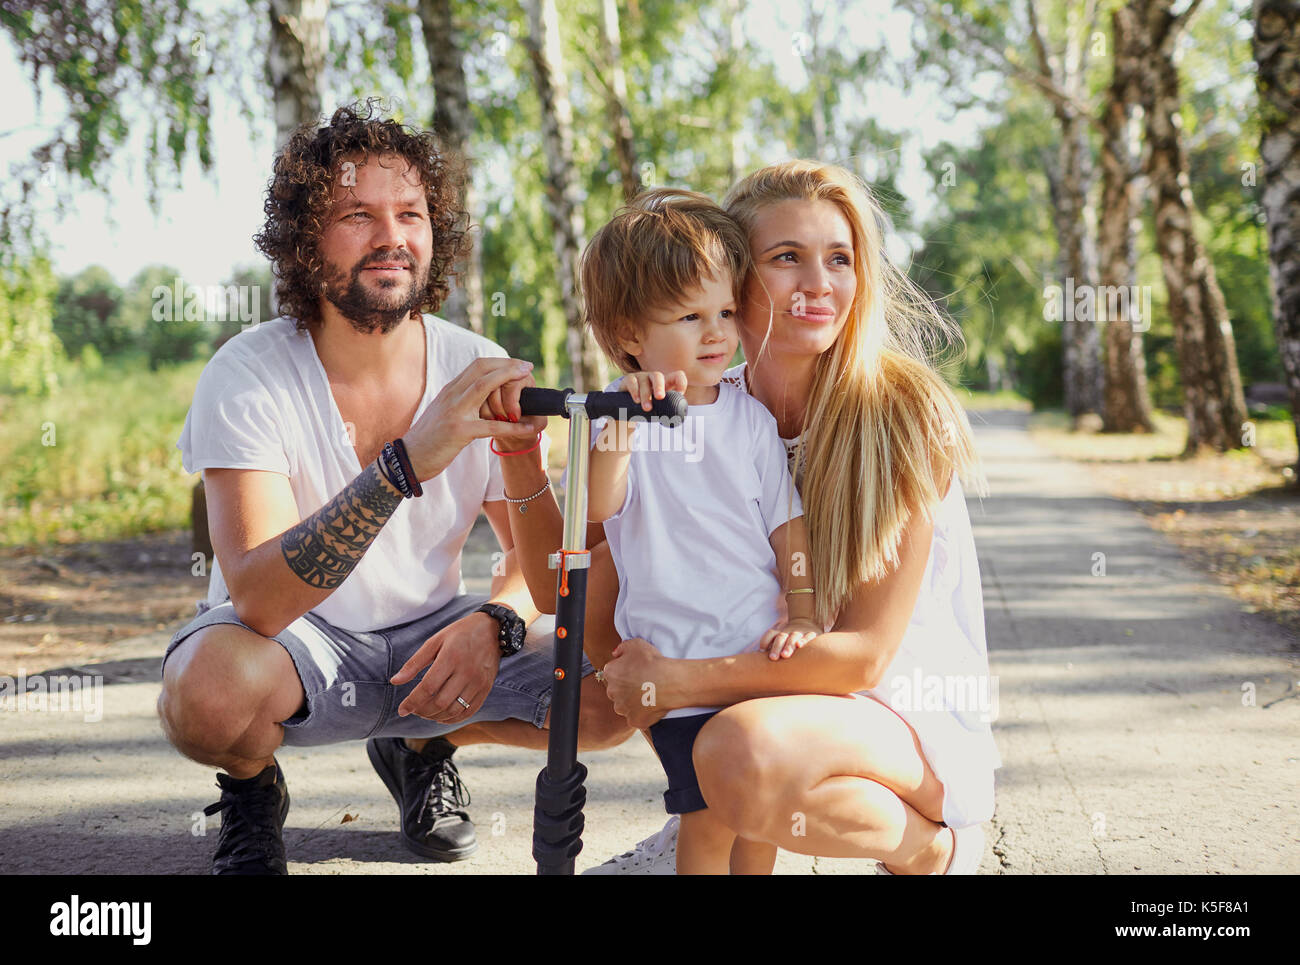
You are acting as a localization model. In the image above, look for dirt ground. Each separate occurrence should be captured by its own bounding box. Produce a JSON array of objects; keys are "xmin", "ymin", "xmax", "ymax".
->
[
  {"xmin": 0, "ymin": 532, "xmax": 202, "ymax": 674},
  {"xmin": 0, "ymin": 517, "xmax": 505, "ymax": 675}
]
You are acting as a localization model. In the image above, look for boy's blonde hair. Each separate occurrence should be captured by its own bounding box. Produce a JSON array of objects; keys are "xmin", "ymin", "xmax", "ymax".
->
[
  {"xmin": 724, "ymin": 160, "xmax": 986, "ymax": 628},
  {"xmin": 581, "ymin": 188, "xmax": 750, "ymax": 372}
]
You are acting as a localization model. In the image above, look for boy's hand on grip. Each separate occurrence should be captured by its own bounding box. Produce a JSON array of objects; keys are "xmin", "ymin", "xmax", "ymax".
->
[{"xmin": 617, "ymin": 370, "xmax": 687, "ymax": 412}]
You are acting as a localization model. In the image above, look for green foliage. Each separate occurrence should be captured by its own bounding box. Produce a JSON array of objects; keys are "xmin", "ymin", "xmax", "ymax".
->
[
  {"xmin": 53, "ymin": 266, "xmax": 128, "ymax": 359},
  {"xmin": 0, "ymin": 357, "xmax": 203, "ymax": 545},
  {"xmin": 913, "ymin": 91, "xmax": 1059, "ymax": 401},
  {"xmin": 0, "ymin": 255, "xmax": 63, "ymax": 396},
  {"xmin": 0, "ymin": 0, "xmax": 218, "ymax": 245}
]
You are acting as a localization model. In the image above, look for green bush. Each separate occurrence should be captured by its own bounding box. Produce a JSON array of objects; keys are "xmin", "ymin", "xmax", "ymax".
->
[{"xmin": 0, "ymin": 356, "xmax": 204, "ymax": 545}]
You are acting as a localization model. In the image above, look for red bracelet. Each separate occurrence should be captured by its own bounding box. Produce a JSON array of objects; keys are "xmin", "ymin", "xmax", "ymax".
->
[{"xmin": 491, "ymin": 429, "xmax": 544, "ymax": 457}]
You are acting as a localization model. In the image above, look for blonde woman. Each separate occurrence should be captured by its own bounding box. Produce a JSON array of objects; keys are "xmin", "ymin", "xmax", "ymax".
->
[{"xmin": 491, "ymin": 160, "xmax": 1000, "ymax": 874}]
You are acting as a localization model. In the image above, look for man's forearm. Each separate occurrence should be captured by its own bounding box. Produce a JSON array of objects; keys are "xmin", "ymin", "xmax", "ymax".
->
[{"xmin": 232, "ymin": 459, "xmax": 404, "ymax": 636}]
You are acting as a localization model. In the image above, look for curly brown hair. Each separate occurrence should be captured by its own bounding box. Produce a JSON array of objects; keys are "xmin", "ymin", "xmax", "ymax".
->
[{"xmin": 253, "ymin": 99, "xmax": 469, "ymax": 330}]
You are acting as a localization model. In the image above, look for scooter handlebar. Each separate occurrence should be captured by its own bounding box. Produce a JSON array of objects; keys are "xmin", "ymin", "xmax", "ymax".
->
[{"xmin": 519, "ymin": 387, "xmax": 687, "ymax": 426}]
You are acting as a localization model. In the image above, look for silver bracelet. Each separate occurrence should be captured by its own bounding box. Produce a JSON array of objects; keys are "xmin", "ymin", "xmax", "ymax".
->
[{"xmin": 504, "ymin": 482, "xmax": 551, "ymax": 514}]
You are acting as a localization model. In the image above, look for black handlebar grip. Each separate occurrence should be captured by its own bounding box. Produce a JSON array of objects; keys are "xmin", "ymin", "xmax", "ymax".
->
[
  {"xmin": 583, "ymin": 389, "xmax": 687, "ymax": 426},
  {"xmin": 518, "ymin": 386, "xmax": 574, "ymax": 418}
]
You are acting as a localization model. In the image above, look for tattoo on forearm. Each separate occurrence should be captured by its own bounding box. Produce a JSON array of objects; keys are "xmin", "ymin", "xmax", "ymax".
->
[{"xmin": 281, "ymin": 461, "xmax": 403, "ymax": 589}]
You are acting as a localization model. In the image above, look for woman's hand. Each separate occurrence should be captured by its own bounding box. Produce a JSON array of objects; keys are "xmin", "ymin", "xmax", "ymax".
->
[
  {"xmin": 478, "ymin": 367, "xmax": 549, "ymax": 435},
  {"xmin": 599, "ymin": 637, "xmax": 671, "ymax": 728},
  {"xmin": 758, "ymin": 618, "xmax": 821, "ymax": 660}
]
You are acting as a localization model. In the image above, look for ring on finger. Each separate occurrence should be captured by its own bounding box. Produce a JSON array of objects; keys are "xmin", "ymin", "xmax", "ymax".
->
[{"xmin": 456, "ymin": 696, "xmax": 470, "ymax": 710}]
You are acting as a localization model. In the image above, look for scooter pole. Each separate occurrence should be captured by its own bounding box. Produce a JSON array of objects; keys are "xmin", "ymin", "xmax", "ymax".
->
[{"xmin": 520, "ymin": 387, "xmax": 686, "ymax": 875}]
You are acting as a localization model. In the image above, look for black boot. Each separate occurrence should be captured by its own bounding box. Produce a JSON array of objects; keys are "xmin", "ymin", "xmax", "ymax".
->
[
  {"xmin": 203, "ymin": 761, "xmax": 290, "ymax": 875},
  {"xmin": 367, "ymin": 737, "xmax": 477, "ymax": 861}
]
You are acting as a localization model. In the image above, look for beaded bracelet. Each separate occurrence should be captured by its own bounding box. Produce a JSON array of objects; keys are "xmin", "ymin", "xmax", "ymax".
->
[{"xmin": 504, "ymin": 482, "xmax": 552, "ymax": 514}]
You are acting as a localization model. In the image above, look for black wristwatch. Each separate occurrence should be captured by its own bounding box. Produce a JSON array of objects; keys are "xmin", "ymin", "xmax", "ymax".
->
[{"xmin": 477, "ymin": 603, "xmax": 526, "ymax": 657}]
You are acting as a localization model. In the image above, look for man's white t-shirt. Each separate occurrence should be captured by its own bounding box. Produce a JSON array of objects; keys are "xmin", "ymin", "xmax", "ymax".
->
[
  {"xmin": 178, "ymin": 313, "xmax": 512, "ymax": 634},
  {"xmin": 593, "ymin": 381, "xmax": 804, "ymax": 719}
]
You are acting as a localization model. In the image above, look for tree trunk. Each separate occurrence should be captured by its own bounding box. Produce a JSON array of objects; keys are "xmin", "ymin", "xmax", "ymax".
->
[
  {"xmin": 1052, "ymin": 109, "xmax": 1104, "ymax": 420},
  {"xmin": 1099, "ymin": 5, "xmax": 1157, "ymax": 433},
  {"xmin": 1254, "ymin": 0, "xmax": 1300, "ymax": 477},
  {"xmin": 418, "ymin": 0, "xmax": 485, "ymax": 334},
  {"xmin": 1131, "ymin": 0, "xmax": 1247, "ymax": 453},
  {"xmin": 600, "ymin": 0, "xmax": 641, "ymax": 203},
  {"xmin": 726, "ymin": 0, "xmax": 745, "ymax": 186},
  {"xmin": 522, "ymin": 0, "xmax": 604, "ymax": 390},
  {"xmin": 1028, "ymin": 0, "xmax": 1103, "ymax": 421},
  {"xmin": 266, "ymin": 0, "xmax": 329, "ymax": 150},
  {"xmin": 200, "ymin": 0, "xmax": 330, "ymax": 559}
]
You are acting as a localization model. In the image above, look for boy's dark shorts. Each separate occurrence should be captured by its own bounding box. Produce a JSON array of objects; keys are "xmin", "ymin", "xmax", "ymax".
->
[
  {"xmin": 647, "ymin": 711, "xmax": 720, "ymax": 814},
  {"xmin": 161, "ymin": 595, "xmax": 588, "ymax": 745}
]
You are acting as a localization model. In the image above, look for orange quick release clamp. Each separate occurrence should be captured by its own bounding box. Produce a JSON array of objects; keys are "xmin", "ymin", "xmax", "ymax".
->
[{"xmin": 548, "ymin": 548, "xmax": 590, "ymax": 598}]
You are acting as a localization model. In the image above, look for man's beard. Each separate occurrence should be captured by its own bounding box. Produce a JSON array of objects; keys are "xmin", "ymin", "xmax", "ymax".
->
[{"xmin": 321, "ymin": 250, "xmax": 430, "ymax": 334}]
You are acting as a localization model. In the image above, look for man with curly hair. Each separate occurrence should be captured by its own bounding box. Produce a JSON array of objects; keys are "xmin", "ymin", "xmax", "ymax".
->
[{"xmin": 157, "ymin": 102, "xmax": 630, "ymax": 875}]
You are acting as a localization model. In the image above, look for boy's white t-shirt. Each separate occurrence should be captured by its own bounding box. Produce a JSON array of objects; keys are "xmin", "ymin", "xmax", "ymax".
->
[
  {"xmin": 177, "ymin": 314, "xmax": 514, "ymax": 634},
  {"xmin": 591, "ymin": 381, "xmax": 804, "ymax": 719}
]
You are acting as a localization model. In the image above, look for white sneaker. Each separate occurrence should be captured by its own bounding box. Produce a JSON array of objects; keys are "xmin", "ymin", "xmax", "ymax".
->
[{"xmin": 582, "ymin": 816, "xmax": 679, "ymax": 875}]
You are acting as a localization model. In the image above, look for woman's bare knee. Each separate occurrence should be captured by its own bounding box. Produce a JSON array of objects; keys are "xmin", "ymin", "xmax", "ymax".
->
[{"xmin": 695, "ymin": 708, "xmax": 788, "ymax": 835}]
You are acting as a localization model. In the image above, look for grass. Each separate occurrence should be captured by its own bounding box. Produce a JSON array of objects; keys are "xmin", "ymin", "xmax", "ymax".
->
[
  {"xmin": 0, "ymin": 359, "xmax": 205, "ymax": 546},
  {"xmin": 956, "ymin": 387, "xmax": 1033, "ymax": 412}
]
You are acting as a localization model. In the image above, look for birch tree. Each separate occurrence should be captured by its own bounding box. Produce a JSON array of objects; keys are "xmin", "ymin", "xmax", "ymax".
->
[
  {"xmin": 1129, "ymin": 0, "xmax": 1247, "ymax": 452},
  {"xmin": 267, "ymin": 0, "xmax": 329, "ymax": 150},
  {"xmin": 418, "ymin": 0, "xmax": 486, "ymax": 333},
  {"xmin": 1253, "ymin": 0, "xmax": 1300, "ymax": 475},
  {"xmin": 522, "ymin": 0, "xmax": 604, "ymax": 391},
  {"xmin": 1098, "ymin": 4, "xmax": 1156, "ymax": 432}
]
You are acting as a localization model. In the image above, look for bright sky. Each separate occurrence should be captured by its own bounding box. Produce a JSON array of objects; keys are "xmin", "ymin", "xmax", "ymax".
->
[{"xmin": 0, "ymin": 0, "xmax": 987, "ymax": 290}]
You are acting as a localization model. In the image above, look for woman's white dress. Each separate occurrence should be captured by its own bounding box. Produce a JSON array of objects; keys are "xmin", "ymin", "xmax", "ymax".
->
[{"xmin": 722, "ymin": 364, "xmax": 1002, "ymax": 828}]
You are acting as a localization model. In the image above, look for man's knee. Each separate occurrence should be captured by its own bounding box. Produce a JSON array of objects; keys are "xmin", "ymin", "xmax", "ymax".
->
[
  {"xmin": 575, "ymin": 677, "xmax": 634, "ymax": 750},
  {"xmin": 159, "ymin": 624, "xmax": 300, "ymax": 751}
]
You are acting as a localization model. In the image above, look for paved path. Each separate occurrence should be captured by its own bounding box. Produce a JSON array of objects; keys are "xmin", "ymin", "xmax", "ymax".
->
[{"xmin": 2, "ymin": 411, "xmax": 1296, "ymax": 874}]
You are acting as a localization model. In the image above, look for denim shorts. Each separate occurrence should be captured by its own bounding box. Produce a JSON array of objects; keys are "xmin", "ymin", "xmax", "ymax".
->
[{"xmin": 161, "ymin": 595, "xmax": 589, "ymax": 746}]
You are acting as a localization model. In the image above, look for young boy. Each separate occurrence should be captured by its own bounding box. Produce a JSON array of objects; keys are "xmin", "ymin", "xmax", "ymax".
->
[{"xmin": 579, "ymin": 189, "xmax": 821, "ymax": 874}]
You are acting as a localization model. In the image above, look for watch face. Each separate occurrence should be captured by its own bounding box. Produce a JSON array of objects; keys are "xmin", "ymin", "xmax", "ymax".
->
[{"xmin": 484, "ymin": 605, "xmax": 525, "ymax": 654}]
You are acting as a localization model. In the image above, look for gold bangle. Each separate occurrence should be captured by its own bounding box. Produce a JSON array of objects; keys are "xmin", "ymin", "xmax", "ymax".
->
[{"xmin": 786, "ymin": 588, "xmax": 815, "ymax": 595}]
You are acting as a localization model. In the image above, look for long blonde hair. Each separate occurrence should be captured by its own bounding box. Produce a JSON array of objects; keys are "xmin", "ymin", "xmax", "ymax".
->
[{"xmin": 723, "ymin": 160, "xmax": 985, "ymax": 627}]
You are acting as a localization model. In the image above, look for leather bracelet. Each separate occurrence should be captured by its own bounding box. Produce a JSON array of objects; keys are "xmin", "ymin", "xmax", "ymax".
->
[
  {"xmin": 380, "ymin": 442, "xmax": 414, "ymax": 498},
  {"xmin": 391, "ymin": 437, "xmax": 423, "ymax": 497}
]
